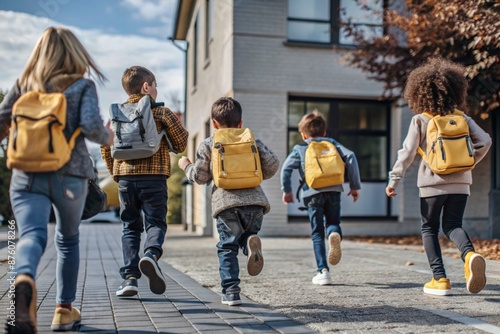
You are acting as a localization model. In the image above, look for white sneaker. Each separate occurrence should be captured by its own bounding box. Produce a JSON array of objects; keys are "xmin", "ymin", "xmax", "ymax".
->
[
  {"xmin": 312, "ymin": 269, "xmax": 332, "ymax": 285},
  {"xmin": 328, "ymin": 232, "xmax": 342, "ymax": 266}
]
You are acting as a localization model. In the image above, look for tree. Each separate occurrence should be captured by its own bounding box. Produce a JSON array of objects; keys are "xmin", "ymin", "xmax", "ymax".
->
[
  {"xmin": 342, "ymin": 0, "xmax": 500, "ymax": 117},
  {"xmin": 0, "ymin": 90, "xmax": 13, "ymax": 224}
]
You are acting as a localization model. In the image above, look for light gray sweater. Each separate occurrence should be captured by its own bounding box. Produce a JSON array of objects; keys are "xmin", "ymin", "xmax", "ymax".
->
[
  {"xmin": 184, "ymin": 135, "xmax": 280, "ymax": 218},
  {"xmin": 388, "ymin": 113, "xmax": 492, "ymax": 197}
]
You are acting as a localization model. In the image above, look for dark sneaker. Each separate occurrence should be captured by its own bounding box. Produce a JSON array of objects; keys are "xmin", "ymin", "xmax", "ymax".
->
[
  {"xmin": 221, "ymin": 292, "xmax": 242, "ymax": 306},
  {"xmin": 116, "ymin": 278, "xmax": 139, "ymax": 297},
  {"xmin": 246, "ymin": 235, "xmax": 264, "ymax": 276},
  {"xmin": 139, "ymin": 252, "xmax": 167, "ymax": 294},
  {"xmin": 5, "ymin": 274, "xmax": 37, "ymax": 334}
]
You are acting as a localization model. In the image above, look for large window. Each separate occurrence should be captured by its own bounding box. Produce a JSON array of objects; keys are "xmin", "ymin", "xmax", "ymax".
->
[
  {"xmin": 288, "ymin": 97, "xmax": 390, "ymax": 181},
  {"xmin": 287, "ymin": 0, "xmax": 384, "ymax": 45}
]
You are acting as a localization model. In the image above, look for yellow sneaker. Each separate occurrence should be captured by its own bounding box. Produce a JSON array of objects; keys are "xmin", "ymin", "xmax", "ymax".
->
[
  {"xmin": 50, "ymin": 307, "xmax": 81, "ymax": 331},
  {"xmin": 5, "ymin": 274, "xmax": 37, "ymax": 334},
  {"xmin": 423, "ymin": 277, "xmax": 452, "ymax": 296},
  {"xmin": 464, "ymin": 252, "xmax": 486, "ymax": 294}
]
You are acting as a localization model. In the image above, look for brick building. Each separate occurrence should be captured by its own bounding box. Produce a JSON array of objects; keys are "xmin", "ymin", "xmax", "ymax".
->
[{"xmin": 172, "ymin": 0, "xmax": 497, "ymax": 238}]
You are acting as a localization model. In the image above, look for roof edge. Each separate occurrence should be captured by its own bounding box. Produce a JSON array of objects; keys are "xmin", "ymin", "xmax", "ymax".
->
[{"xmin": 172, "ymin": 0, "xmax": 195, "ymax": 40}]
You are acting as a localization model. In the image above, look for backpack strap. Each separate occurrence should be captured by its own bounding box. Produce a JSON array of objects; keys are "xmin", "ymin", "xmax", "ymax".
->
[{"xmin": 417, "ymin": 112, "xmax": 433, "ymax": 157}]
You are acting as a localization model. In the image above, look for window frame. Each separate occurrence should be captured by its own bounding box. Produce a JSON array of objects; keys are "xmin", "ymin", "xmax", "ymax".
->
[
  {"xmin": 287, "ymin": 96, "xmax": 391, "ymax": 183},
  {"xmin": 286, "ymin": 0, "xmax": 385, "ymax": 46}
]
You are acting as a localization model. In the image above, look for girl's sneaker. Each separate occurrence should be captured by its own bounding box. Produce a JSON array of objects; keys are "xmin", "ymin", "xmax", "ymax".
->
[
  {"xmin": 312, "ymin": 269, "xmax": 332, "ymax": 285},
  {"xmin": 423, "ymin": 277, "xmax": 452, "ymax": 296},
  {"xmin": 464, "ymin": 252, "xmax": 486, "ymax": 294}
]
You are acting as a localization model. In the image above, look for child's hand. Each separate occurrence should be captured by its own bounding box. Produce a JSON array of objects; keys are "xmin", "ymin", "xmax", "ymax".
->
[
  {"xmin": 104, "ymin": 120, "xmax": 115, "ymax": 147},
  {"xmin": 282, "ymin": 192, "xmax": 294, "ymax": 204},
  {"xmin": 386, "ymin": 186, "xmax": 396, "ymax": 197},
  {"xmin": 348, "ymin": 189, "xmax": 359, "ymax": 202},
  {"xmin": 178, "ymin": 157, "xmax": 191, "ymax": 171}
]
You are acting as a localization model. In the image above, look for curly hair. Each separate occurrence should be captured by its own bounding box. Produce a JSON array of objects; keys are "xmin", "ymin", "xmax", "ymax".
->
[
  {"xmin": 403, "ymin": 58, "xmax": 468, "ymax": 115},
  {"xmin": 298, "ymin": 110, "xmax": 326, "ymax": 138}
]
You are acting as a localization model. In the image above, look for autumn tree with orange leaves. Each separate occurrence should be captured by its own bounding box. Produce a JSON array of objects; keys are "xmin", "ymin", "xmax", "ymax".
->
[{"xmin": 342, "ymin": 0, "xmax": 499, "ymax": 118}]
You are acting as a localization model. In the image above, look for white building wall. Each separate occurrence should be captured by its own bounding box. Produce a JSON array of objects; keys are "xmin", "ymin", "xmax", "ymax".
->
[{"xmin": 184, "ymin": 0, "xmax": 235, "ymax": 235}]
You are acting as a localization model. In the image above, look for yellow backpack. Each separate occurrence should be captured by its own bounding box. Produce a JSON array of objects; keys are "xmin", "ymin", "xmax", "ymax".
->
[
  {"xmin": 7, "ymin": 91, "xmax": 81, "ymax": 172},
  {"xmin": 417, "ymin": 110, "xmax": 475, "ymax": 174},
  {"xmin": 304, "ymin": 141, "xmax": 345, "ymax": 188},
  {"xmin": 212, "ymin": 128, "xmax": 262, "ymax": 189}
]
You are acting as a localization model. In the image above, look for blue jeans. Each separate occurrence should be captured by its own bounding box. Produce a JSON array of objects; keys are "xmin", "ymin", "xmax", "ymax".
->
[
  {"xmin": 420, "ymin": 194, "xmax": 473, "ymax": 279},
  {"xmin": 118, "ymin": 176, "xmax": 167, "ymax": 279},
  {"xmin": 10, "ymin": 169, "xmax": 87, "ymax": 304},
  {"xmin": 216, "ymin": 205, "xmax": 264, "ymax": 294},
  {"xmin": 304, "ymin": 192, "xmax": 342, "ymax": 272}
]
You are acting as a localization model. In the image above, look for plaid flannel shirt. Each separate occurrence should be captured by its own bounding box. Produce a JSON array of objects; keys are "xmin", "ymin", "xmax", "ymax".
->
[{"xmin": 101, "ymin": 94, "xmax": 188, "ymax": 181}]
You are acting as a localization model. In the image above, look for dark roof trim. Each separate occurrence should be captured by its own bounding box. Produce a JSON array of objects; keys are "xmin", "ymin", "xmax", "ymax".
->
[{"xmin": 172, "ymin": 0, "xmax": 196, "ymax": 40}]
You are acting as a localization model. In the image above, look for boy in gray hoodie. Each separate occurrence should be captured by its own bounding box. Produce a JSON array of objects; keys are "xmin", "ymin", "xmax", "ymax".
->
[
  {"xmin": 178, "ymin": 97, "xmax": 279, "ymax": 306},
  {"xmin": 386, "ymin": 58, "xmax": 492, "ymax": 296}
]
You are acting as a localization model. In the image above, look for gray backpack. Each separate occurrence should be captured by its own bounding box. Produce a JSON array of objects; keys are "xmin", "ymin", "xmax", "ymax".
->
[{"xmin": 109, "ymin": 95, "xmax": 177, "ymax": 160}]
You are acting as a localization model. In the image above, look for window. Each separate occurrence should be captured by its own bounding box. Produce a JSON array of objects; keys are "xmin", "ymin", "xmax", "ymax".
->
[
  {"xmin": 288, "ymin": 97, "xmax": 390, "ymax": 181},
  {"xmin": 287, "ymin": 0, "xmax": 383, "ymax": 45}
]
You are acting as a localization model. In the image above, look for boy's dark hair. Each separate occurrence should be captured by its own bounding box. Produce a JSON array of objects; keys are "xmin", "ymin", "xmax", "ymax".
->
[
  {"xmin": 298, "ymin": 111, "xmax": 326, "ymax": 138},
  {"xmin": 122, "ymin": 66, "xmax": 156, "ymax": 95},
  {"xmin": 404, "ymin": 58, "xmax": 468, "ymax": 116},
  {"xmin": 211, "ymin": 97, "xmax": 242, "ymax": 127}
]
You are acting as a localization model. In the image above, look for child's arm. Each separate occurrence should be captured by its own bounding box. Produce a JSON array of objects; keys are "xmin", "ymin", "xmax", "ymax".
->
[
  {"xmin": 0, "ymin": 82, "xmax": 20, "ymax": 141},
  {"xmin": 280, "ymin": 149, "xmax": 301, "ymax": 204},
  {"xmin": 467, "ymin": 117, "xmax": 492, "ymax": 164},
  {"xmin": 338, "ymin": 145, "xmax": 361, "ymax": 191},
  {"xmin": 256, "ymin": 139, "xmax": 280, "ymax": 180},
  {"xmin": 387, "ymin": 116, "xmax": 422, "ymax": 192},
  {"xmin": 179, "ymin": 139, "xmax": 212, "ymax": 185},
  {"xmin": 100, "ymin": 145, "xmax": 114, "ymax": 176},
  {"xmin": 160, "ymin": 107, "xmax": 189, "ymax": 153}
]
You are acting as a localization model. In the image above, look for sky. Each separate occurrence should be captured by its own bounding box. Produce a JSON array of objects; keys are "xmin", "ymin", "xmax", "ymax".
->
[{"xmin": 0, "ymin": 0, "xmax": 185, "ymax": 118}]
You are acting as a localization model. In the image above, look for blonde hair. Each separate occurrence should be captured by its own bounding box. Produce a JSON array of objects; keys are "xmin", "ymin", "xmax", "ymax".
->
[{"xmin": 18, "ymin": 27, "xmax": 106, "ymax": 92}]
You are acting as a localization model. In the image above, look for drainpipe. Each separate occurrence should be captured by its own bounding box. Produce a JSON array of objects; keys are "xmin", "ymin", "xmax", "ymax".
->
[{"xmin": 169, "ymin": 38, "xmax": 188, "ymax": 126}]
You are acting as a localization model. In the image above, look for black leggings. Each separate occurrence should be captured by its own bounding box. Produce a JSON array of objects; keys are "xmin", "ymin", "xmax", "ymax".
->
[{"xmin": 420, "ymin": 194, "xmax": 474, "ymax": 280}]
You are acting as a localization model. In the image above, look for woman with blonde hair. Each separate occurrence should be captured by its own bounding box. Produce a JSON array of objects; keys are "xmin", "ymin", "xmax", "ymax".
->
[{"xmin": 0, "ymin": 27, "xmax": 114, "ymax": 333}]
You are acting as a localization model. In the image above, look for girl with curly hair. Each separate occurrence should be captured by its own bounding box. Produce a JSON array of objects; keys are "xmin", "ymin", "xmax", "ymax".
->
[{"xmin": 386, "ymin": 58, "xmax": 492, "ymax": 296}]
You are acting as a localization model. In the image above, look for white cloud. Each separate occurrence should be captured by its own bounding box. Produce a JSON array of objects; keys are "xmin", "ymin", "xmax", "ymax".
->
[
  {"xmin": 121, "ymin": 0, "xmax": 177, "ymax": 27},
  {"xmin": 0, "ymin": 10, "xmax": 185, "ymax": 119}
]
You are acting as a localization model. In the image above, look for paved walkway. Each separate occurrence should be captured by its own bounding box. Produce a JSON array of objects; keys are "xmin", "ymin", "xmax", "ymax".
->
[{"xmin": 0, "ymin": 223, "xmax": 314, "ymax": 334}]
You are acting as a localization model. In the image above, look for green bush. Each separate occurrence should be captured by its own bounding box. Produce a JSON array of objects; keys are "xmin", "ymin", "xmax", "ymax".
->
[{"xmin": 167, "ymin": 154, "xmax": 184, "ymax": 225}]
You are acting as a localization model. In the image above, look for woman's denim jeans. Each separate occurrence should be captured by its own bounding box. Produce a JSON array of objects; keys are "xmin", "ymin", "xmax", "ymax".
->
[
  {"xmin": 420, "ymin": 194, "xmax": 473, "ymax": 279},
  {"xmin": 10, "ymin": 169, "xmax": 87, "ymax": 304},
  {"xmin": 304, "ymin": 192, "xmax": 342, "ymax": 272},
  {"xmin": 216, "ymin": 206, "xmax": 264, "ymax": 294}
]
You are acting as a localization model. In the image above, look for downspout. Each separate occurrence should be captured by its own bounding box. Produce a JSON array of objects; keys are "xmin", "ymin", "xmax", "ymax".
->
[{"xmin": 169, "ymin": 38, "xmax": 188, "ymax": 126}]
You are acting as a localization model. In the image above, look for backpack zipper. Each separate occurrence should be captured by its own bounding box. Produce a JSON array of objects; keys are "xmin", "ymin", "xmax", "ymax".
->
[
  {"xmin": 214, "ymin": 142, "xmax": 226, "ymax": 176},
  {"xmin": 437, "ymin": 135, "xmax": 474, "ymax": 162},
  {"xmin": 316, "ymin": 157, "xmax": 324, "ymax": 173},
  {"xmin": 251, "ymin": 143, "xmax": 258, "ymax": 173}
]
